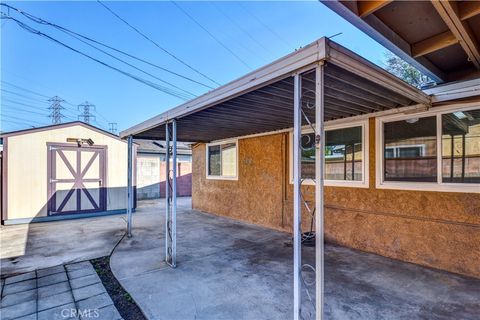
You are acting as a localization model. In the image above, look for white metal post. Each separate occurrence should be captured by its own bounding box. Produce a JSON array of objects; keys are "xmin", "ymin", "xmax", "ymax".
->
[
  {"xmin": 293, "ymin": 73, "xmax": 302, "ymax": 320},
  {"xmin": 127, "ymin": 135, "xmax": 133, "ymax": 238},
  {"xmin": 315, "ymin": 63, "xmax": 325, "ymax": 320},
  {"xmin": 165, "ymin": 122, "xmax": 170, "ymax": 264},
  {"xmin": 171, "ymin": 119, "xmax": 177, "ymax": 267}
]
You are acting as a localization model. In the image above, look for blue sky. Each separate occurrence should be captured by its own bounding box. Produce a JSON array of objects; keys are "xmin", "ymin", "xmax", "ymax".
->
[{"xmin": 1, "ymin": 1, "xmax": 390, "ymax": 133}]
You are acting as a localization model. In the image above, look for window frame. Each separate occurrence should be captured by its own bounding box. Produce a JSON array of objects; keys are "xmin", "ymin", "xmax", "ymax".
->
[
  {"xmin": 205, "ymin": 139, "xmax": 239, "ymax": 180},
  {"xmin": 376, "ymin": 103, "xmax": 480, "ymax": 193},
  {"xmin": 289, "ymin": 119, "xmax": 370, "ymax": 188}
]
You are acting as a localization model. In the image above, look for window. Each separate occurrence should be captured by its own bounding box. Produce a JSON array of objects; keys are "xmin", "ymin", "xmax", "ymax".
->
[
  {"xmin": 383, "ymin": 116, "xmax": 437, "ymax": 182},
  {"xmin": 206, "ymin": 140, "xmax": 237, "ymax": 179},
  {"xmin": 291, "ymin": 120, "xmax": 368, "ymax": 187},
  {"xmin": 442, "ymin": 109, "xmax": 480, "ymax": 184},
  {"xmin": 376, "ymin": 105, "xmax": 480, "ymax": 192},
  {"xmin": 325, "ymin": 126, "xmax": 363, "ymax": 181}
]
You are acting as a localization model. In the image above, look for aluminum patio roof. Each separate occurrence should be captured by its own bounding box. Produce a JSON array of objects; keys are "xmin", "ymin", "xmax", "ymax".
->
[
  {"xmin": 321, "ymin": 1, "xmax": 480, "ymax": 83},
  {"xmin": 121, "ymin": 38, "xmax": 430, "ymax": 142}
]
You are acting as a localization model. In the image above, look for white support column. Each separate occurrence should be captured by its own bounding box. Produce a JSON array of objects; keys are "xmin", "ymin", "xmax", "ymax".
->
[
  {"xmin": 165, "ymin": 122, "xmax": 171, "ymax": 264},
  {"xmin": 315, "ymin": 63, "xmax": 325, "ymax": 320},
  {"xmin": 171, "ymin": 119, "xmax": 177, "ymax": 267},
  {"xmin": 293, "ymin": 73, "xmax": 302, "ymax": 320},
  {"xmin": 127, "ymin": 135, "xmax": 133, "ymax": 238}
]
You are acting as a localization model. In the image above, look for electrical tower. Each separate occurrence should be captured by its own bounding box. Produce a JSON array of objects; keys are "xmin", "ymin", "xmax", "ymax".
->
[
  {"xmin": 108, "ymin": 123, "xmax": 118, "ymax": 135},
  {"xmin": 47, "ymin": 96, "xmax": 66, "ymax": 124},
  {"xmin": 78, "ymin": 101, "xmax": 96, "ymax": 124}
]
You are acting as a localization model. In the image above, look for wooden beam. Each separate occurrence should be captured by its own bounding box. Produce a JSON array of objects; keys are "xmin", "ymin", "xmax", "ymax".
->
[
  {"xmin": 357, "ymin": 1, "xmax": 393, "ymax": 18},
  {"xmin": 459, "ymin": 0, "xmax": 480, "ymax": 20},
  {"xmin": 412, "ymin": 31, "xmax": 458, "ymax": 57},
  {"xmin": 431, "ymin": 0, "xmax": 480, "ymax": 69}
]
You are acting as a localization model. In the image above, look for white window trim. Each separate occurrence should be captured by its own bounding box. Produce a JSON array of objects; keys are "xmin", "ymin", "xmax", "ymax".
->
[
  {"xmin": 376, "ymin": 103, "xmax": 480, "ymax": 193},
  {"xmin": 205, "ymin": 139, "xmax": 238, "ymax": 180},
  {"xmin": 289, "ymin": 120, "xmax": 370, "ymax": 188}
]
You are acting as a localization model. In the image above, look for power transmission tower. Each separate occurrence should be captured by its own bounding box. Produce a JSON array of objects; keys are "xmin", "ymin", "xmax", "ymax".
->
[
  {"xmin": 47, "ymin": 96, "xmax": 66, "ymax": 124},
  {"xmin": 78, "ymin": 101, "xmax": 96, "ymax": 124},
  {"xmin": 108, "ymin": 122, "xmax": 118, "ymax": 135}
]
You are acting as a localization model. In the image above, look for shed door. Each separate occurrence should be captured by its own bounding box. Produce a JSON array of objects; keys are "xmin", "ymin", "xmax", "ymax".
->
[{"xmin": 48, "ymin": 144, "xmax": 106, "ymax": 215}]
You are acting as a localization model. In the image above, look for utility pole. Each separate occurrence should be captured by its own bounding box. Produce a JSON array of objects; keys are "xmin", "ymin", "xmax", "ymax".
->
[
  {"xmin": 108, "ymin": 122, "xmax": 118, "ymax": 135},
  {"xmin": 47, "ymin": 96, "xmax": 66, "ymax": 124},
  {"xmin": 78, "ymin": 101, "xmax": 96, "ymax": 124}
]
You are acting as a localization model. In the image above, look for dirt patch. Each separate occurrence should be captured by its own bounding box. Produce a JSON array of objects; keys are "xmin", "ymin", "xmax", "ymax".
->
[{"xmin": 91, "ymin": 256, "xmax": 146, "ymax": 320}]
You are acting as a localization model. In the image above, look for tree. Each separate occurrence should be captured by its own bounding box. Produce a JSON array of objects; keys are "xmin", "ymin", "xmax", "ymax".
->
[{"xmin": 383, "ymin": 52, "xmax": 433, "ymax": 88}]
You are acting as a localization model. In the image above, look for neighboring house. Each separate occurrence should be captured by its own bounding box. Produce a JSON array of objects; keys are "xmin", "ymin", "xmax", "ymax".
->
[
  {"xmin": 1, "ymin": 121, "xmax": 135, "ymax": 224},
  {"xmin": 135, "ymin": 140, "xmax": 192, "ymax": 200}
]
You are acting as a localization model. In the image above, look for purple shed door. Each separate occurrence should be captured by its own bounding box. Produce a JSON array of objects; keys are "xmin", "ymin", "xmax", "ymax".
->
[{"xmin": 48, "ymin": 144, "xmax": 106, "ymax": 215}]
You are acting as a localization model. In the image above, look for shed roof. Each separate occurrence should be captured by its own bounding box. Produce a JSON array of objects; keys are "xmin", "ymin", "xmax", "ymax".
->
[
  {"xmin": 120, "ymin": 38, "xmax": 430, "ymax": 142},
  {"xmin": 321, "ymin": 0, "xmax": 480, "ymax": 83},
  {"xmin": 1, "ymin": 121, "xmax": 124, "ymax": 142}
]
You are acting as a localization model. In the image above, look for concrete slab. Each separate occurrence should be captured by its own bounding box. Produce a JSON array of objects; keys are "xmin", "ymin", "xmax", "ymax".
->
[
  {"xmin": 37, "ymin": 271, "xmax": 68, "ymax": 287},
  {"xmin": 0, "ymin": 299, "xmax": 36, "ymax": 320},
  {"xmin": 37, "ymin": 291, "xmax": 74, "ymax": 311},
  {"xmin": 2, "ymin": 279, "xmax": 36, "ymax": 296},
  {"xmin": 110, "ymin": 198, "xmax": 480, "ymax": 320},
  {"xmin": 0, "ymin": 213, "xmax": 126, "ymax": 275},
  {"xmin": 38, "ymin": 281, "xmax": 71, "ymax": 298},
  {"xmin": 1, "ymin": 289, "xmax": 37, "ymax": 307},
  {"xmin": 0, "ymin": 261, "xmax": 120, "ymax": 320},
  {"xmin": 67, "ymin": 266, "xmax": 96, "ymax": 280},
  {"xmin": 76, "ymin": 293, "xmax": 113, "ymax": 311},
  {"xmin": 72, "ymin": 283, "xmax": 106, "ymax": 302},
  {"xmin": 70, "ymin": 274, "xmax": 101, "ymax": 290},
  {"xmin": 4, "ymin": 271, "xmax": 36, "ymax": 285},
  {"xmin": 37, "ymin": 302, "xmax": 78, "ymax": 320},
  {"xmin": 37, "ymin": 265, "xmax": 65, "ymax": 278},
  {"xmin": 91, "ymin": 304, "xmax": 122, "ymax": 320}
]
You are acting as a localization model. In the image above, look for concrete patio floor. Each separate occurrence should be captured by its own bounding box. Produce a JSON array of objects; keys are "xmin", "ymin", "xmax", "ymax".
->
[
  {"xmin": 111, "ymin": 199, "xmax": 480, "ymax": 320},
  {"xmin": 1, "ymin": 212, "xmax": 126, "ymax": 275}
]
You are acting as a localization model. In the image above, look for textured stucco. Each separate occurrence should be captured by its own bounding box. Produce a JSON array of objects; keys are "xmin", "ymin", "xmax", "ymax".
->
[{"xmin": 192, "ymin": 118, "xmax": 480, "ymax": 278}]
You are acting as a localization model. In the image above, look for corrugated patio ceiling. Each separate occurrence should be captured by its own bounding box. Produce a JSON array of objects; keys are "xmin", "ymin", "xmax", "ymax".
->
[{"xmin": 121, "ymin": 38, "xmax": 430, "ymax": 142}]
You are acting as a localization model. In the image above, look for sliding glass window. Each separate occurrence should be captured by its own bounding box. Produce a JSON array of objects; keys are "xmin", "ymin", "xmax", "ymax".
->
[
  {"xmin": 383, "ymin": 116, "xmax": 437, "ymax": 182},
  {"xmin": 442, "ymin": 109, "xmax": 480, "ymax": 184}
]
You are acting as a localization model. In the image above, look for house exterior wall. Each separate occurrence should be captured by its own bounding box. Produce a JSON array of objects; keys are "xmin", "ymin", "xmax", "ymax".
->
[
  {"xmin": 4, "ymin": 125, "xmax": 129, "ymax": 222},
  {"xmin": 192, "ymin": 118, "xmax": 480, "ymax": 278}
]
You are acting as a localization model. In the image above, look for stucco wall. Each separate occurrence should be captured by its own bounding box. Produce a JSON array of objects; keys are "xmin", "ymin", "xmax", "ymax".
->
[
  {"xmin": 192, "ymin": 118, "xmax": 480, "ymax": 278},
  {"xmin": 5, "ymin": 125, "xmax": 129, "ymax": 220}
]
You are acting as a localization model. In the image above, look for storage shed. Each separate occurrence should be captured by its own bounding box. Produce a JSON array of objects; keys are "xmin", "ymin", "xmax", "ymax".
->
[{"xmin": 1, "ymin": 121, "xmax": 133, "ymax": 224}]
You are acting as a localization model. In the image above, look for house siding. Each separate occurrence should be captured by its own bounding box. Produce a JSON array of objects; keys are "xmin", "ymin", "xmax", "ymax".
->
[{"xmin": 192, "ymin": 118, "xmax": 480, "ymax": 279}]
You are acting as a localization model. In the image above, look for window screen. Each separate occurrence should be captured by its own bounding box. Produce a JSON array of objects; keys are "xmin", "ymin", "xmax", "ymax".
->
[
  {"xmin": 442, "ymin": 109, "xmax": 480, "ymax": 183},
  {"xmin": 384, "ymin": 116, "xmax": 437, "ymax": 182}
]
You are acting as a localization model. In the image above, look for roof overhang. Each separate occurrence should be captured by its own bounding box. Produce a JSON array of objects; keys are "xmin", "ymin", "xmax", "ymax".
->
[
  {"xmin": 321, "ymin": 1, "xmax": 480, "ymax": 83},
  {"xmin": 120, "ymin": 37, "xmax": 430, "ymax": 142}
]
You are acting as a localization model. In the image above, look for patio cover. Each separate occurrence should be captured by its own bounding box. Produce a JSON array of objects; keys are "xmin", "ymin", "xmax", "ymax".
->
[{"xmin": 120, "ymin": 38, "xmax": 430, "ymax": 142}]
